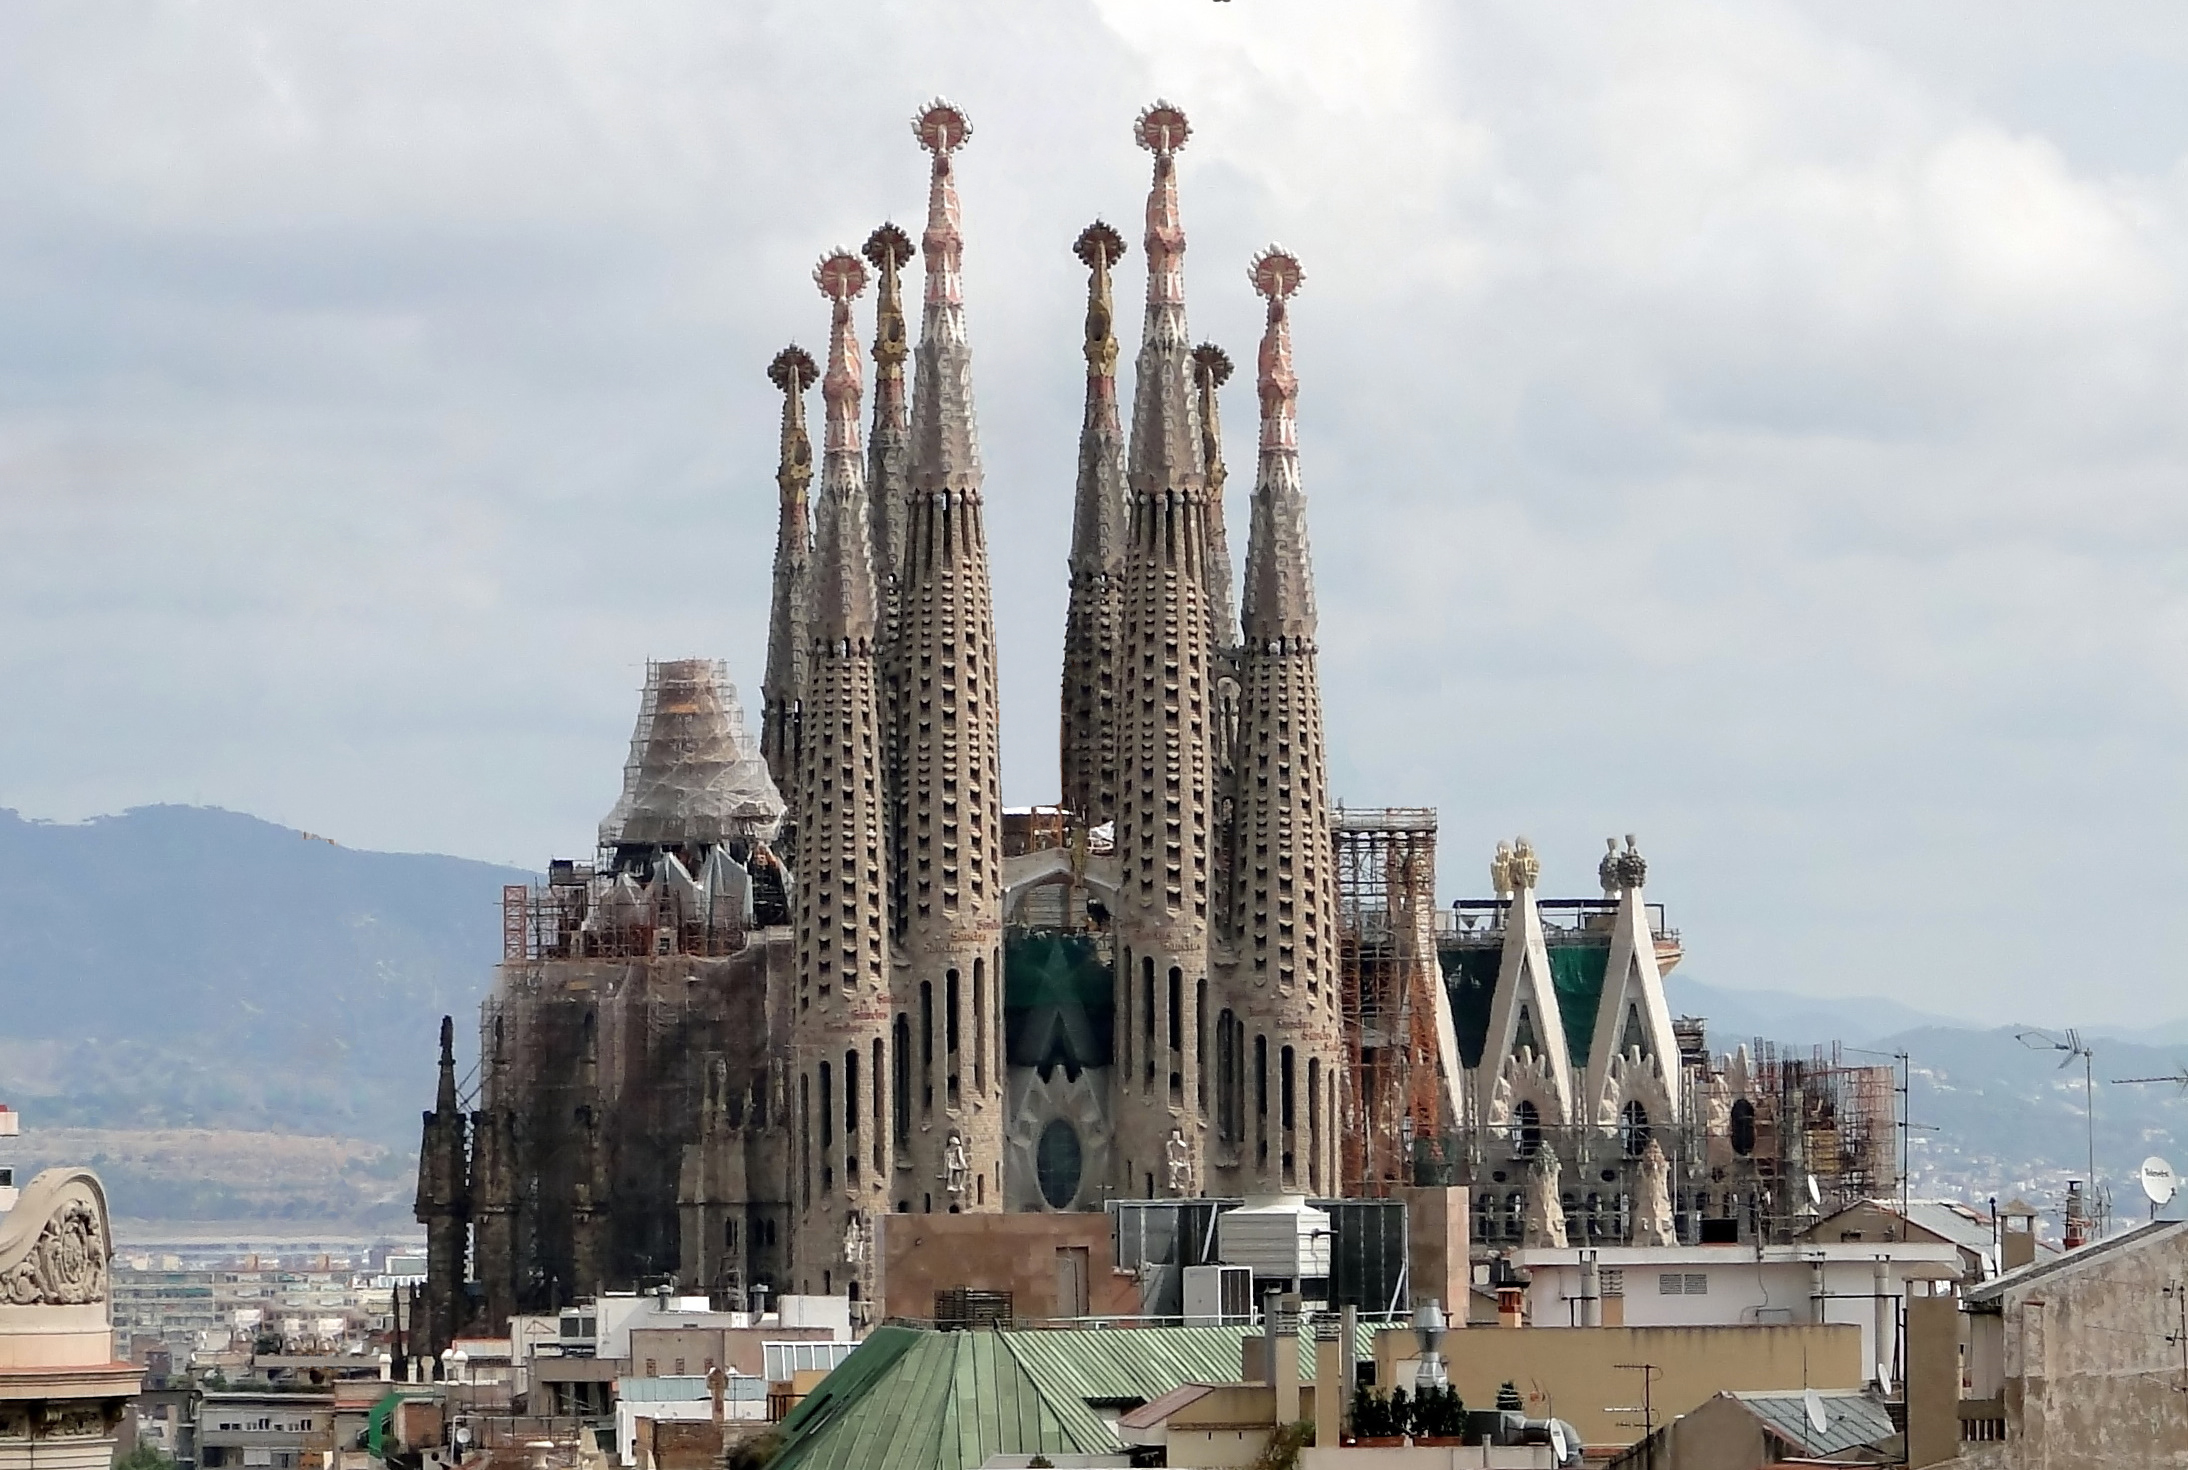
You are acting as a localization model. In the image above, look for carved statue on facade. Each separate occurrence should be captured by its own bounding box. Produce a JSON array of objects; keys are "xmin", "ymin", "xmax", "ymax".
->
[
  {"xmin": 1632, "ymin": 1137, "xmax": 1675, "ymax": 1246},
  {"xmin": 842, "ymin": 1213, "xmax": 868, "ymax": 1267},
  {"xmin": 1165, "ymin": 1127, "xmax": 1193, "ymax": 1195},
  {"xmin": 1521, "ymin": 1145, "xmax": 1567, "ymax": 1249},
  {"xmin": 942, "ymin": 1131, "xmax": 969, "ymax": 1198},
  {"xmin": 1491, "ymin": 843, "xmax": 1515, "ymax": 899}
]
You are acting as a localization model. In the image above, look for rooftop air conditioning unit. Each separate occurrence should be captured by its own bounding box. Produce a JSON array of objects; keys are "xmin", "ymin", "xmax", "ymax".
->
[
  {"xmin": 1218, "ymin": 1198, "xmax": 1333, "ymax": 1281},
  {"xmin": 1183, "ymin": 1264, "xmax": 1253, "ymax": 1327}
]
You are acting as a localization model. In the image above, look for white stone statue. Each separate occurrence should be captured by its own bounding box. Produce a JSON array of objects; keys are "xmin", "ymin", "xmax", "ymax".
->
[
  {"xmin": 1521, "ymin": 1144, "xmax": 1567, "ymax": 1249},
  {"xmin": 942, "ymin": 1131, "xmax": 969, "ymax": 1198},
  {"xmin": 843, "ymin": 1214, "xmax": 868, "ymax": 1267},
  {"xmin": 1632, "ymin": 1137, "xmax": 1675, "ymax": 1246},
  {"xmin": 1165, "ymin": 1127, "xmax": 1193, "ymax": 1195},
  {"xmin": 1491, "ymin": 843, "xmax": 1515, "ymax": 899}
]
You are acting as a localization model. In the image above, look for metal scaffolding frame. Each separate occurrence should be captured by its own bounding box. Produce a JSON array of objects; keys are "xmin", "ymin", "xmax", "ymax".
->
[{"xmin": 1332, "ymin": 806, "xmax": 1447, "ymax": 1194}]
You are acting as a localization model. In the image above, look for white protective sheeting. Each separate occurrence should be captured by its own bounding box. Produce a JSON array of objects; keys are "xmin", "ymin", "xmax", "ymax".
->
[{"xmin": 598, "ymin": 659, "xmax": 786, "ymax": 849}]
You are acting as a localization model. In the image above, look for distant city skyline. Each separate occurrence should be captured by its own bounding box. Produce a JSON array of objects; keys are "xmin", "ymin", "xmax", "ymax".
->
[{"xmin": 3, "ymin": 2, "xmax": 2187, "ymax": 1027}]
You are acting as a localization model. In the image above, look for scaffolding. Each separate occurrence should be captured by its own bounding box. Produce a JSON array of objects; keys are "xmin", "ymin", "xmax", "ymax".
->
[
  {"xmin": 1332, "ymin": 807, "xmax": 1449, "ymax": 1193},
  {"xmin": 1745, "ymin": 1040, "xmax": 1898, "ymax": 1234}
]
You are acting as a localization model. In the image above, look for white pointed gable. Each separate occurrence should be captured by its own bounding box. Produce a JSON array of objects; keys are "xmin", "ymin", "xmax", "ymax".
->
[
  {"xmin": 1586, "ymin": 880, "xmax": 1683, "ymax": 1127},
  {"xmin": 1478, "ymin": 878, "xmax": 1575, "ymax": 1127}
]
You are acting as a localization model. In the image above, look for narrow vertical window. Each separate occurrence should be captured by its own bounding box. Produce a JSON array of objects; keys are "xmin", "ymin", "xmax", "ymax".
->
[
  {"xmin": 1307, "ymin": 1057, "xmax": 1321, "ymax": 1193},
  {"xmin": 1168, "ymin": 966, "xmax": 1183, "ymax": 1104},
  {"xmin": 844, "ymin": 1049, "xmax": 860, "ymax": 1183},
  {"xmin": 873, "ymin": 1038, "xmax": 886, "ymax": 1174},
  {"xmin": 1195, "ymin": 977, "xmax": 1209, "ymax": 1116},
  {"xmin": 799, "ymin": 1072, "xmax": 811, "ymax": 1208},
  {"xmin": 920, "ymin": 982, "xmax": 934, "ymax": 1112},
  {"xmin": 1142, "ymin": 958, "xmax": 1156, "ymax": 1088},
  {"xmin": 972, "ymin": 957, "xmax": 987, "ymax": 1095},
  {"xmin": 893, "ymin": 1014, "xmax": 911, "ymax": 1146},
  {"xmin": 946, "ymin": 968, "xmax": 962, "ymax": 1110},
  {"xmin": 1255, "ymin": 1034, "xmax": 1269, "ymax": 1170}
]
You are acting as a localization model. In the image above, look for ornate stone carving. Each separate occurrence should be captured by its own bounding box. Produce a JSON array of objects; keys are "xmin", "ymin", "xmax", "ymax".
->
[
  {"xmin": 1632, "ymin": 1138, "xmax": 1675, "ymax": 1247},
  {"xmin": 1165, "ymin": 1127, "xmax": 1194, "ymax": 1196},
  {"xmin": 2, "ymin": 1195, "xmax": 107, "ymax": 1306},
  {"xmin": 1508, "ymin": 837, "xmax": 1540, "ymax": 893},
  {"xmin": 1613, "ymin": 834, "xmax": 1647, "ymax": 892},
  {"xmin": 1490, "ymin": 842, "xmax": 1514, "ymax": 899},
  {"xmin": 1521, "ymin": 1146, "xmax": 1567, "ymax": 1249},
  {"xmin": 941, "ymin": 1131, "xmax": 969, "ymax": 1198},
  {"xmin": 1598, "ymin": 838, "xmax": 1620, "ymax": 897}
]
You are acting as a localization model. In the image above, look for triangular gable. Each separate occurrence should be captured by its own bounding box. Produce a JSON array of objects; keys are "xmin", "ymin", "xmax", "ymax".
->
[
  {"xmin": 1584, "ymin": 883, "xmax": 1682, "ymax": 1126},
  {"xmin": 1477, "ymin": 884, "xmax": 1574, "ymax": 1125}
]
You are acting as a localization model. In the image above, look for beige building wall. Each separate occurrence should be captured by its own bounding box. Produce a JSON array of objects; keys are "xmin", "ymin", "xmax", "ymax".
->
[
  {"xmin": 1371, "ymin": 1323, "xmax": 1863, "ymax": 1450},
  {"xmin": 1963, "ymin": 1222, "xmax": 2188, "ymax": 1470},
  {"xmin": 871, "ymin": 1212, "xmax": 1139, "ymax": 1323}
]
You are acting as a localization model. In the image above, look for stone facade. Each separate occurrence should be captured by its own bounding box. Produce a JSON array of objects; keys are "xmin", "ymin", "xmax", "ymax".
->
[
  {"xmin": 419, "ymin": 99, "xmax": 1365, "ymax": 1347},
  {"xmin": 0, "ymin": 1169, "xmax": 141, "ymax": 1470}
]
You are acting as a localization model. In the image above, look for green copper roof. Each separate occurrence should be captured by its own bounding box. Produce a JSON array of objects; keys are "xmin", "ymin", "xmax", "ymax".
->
[{"xmin": 769, "ymin": 1323, "xmax": 1371, "ymax": 1470}]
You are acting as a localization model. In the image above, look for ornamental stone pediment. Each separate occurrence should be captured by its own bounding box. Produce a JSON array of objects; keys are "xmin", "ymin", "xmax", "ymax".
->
[{"xmin": 0, "ymin": 1169, "xmax": 110, "ymax": 1307}]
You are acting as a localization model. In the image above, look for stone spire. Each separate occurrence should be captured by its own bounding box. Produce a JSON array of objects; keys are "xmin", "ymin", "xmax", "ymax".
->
[
  {"xmin": 1224, "ymin": 247, "xmax": 1341, "ymax": 1195},
  {"xmin": 792, "ymin": 250, "xmax": 894, "ymax": 1293},
  {"xmin": 890, "ymin": 99, "xmax": 1004, "ymax": 1216},
  {"xmin": 1192, "ymin": 342, "xmax": 1237, "ymax": 649},
  {"xmin": 1111, "ymin": 101, "xmax": 1218, "ymax": 1201},
  {"xmin": 864, "ymin": 222, "xmax": 917, "ymax": 938},
  {"xmin": 414, "ymin": 1014, "xmax": 469, "ymax": 1356},
  {"xmin": 761, "ymin": 345, "xmax": 818, "ymax": 800},
  {"xmin": 1059, "ymin": 220, "xmax": 1129, "ymax": 826},
  {"xmin": 1239, "ymin": 250, "xmax": 1317, "ymax": 643},
  {"xmin": 863, "ymin": 223, "xmax": 916, "ymax": 639}
]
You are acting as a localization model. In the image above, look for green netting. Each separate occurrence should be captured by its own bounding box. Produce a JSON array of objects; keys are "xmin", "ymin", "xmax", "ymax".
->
[
  {"xmin": 1549, "ymin": 943, "xmax": 1610, "ymax": 1067},
  {"xmin": 1437, "ymin": 938, "xmax": 1612, "ymax": 1069},
  {"xmin": 1003, "ymin": 927, "xmax": 1114, "ymax": 1069}
]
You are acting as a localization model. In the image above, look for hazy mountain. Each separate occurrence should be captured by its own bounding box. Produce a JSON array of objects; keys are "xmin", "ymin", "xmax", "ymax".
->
[
  {"xmin": 0, "ymin": 805, "xmax": 523, "ymax": 1224},
  {"xmin": 1663, "ymin": 974, "xmax": 1970, "ymax": 1050}
]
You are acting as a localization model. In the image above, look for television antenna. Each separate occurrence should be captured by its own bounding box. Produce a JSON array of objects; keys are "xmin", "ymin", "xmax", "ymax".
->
[
  {"xmin": 2114, "ymin": 1067, "xmax": 2188, "ymax": 1095},
  {"xmin": 2019, "ymin": 1029, "xmax": 2102, "ymax": 1235}
]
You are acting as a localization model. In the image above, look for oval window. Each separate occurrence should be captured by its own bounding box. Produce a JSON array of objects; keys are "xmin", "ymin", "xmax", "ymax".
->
[{"xmin": 1036, "ymin": 1120, "xmax": 1083, "ymax": 1210}]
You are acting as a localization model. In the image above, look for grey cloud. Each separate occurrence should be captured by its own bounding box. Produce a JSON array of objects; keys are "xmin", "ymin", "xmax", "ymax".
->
[{"xmin": 3, "ymin": 0, "xmax": 2187, "ymax": 1022}]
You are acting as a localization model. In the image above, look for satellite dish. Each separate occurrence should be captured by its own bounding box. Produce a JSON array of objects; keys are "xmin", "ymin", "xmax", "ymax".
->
[
  {"xmin": 1804, "ymin": 1387, "xmax": 1827, "ymax": 1435},
  {"xmin": 2139, "ymin": 1157, "xmax": 2178, "ymax": 1205}
]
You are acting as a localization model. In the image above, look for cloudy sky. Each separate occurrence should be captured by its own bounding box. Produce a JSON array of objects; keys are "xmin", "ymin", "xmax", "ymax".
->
[{"xmin": 2, "ymin": 2, "xmax": 2185, "ymax": 1027}]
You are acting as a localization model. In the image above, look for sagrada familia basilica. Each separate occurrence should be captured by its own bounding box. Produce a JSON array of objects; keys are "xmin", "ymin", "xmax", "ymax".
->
[{"xmin": 412, "ymin": 100, "xmax": 1893, "ymax": 1351}]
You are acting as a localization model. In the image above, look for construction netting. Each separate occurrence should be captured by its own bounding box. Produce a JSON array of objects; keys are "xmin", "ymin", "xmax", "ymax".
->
[{"xmin": 598, "ymin": 658, "xmax": 785, "ymax": 849}]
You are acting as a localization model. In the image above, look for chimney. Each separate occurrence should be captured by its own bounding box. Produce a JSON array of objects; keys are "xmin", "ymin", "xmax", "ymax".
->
[
  {"xmin": 1905, "ymin": 1286, "xmax": 1960, "ymax": 1468},
  {"xmin": 1497, "ymin": 1286, "xmax": 1525, "ymax": 1329},
  {"xmin": 1272, "ymin": 1293, "xmax": 1300, "ymax": 1428}
]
